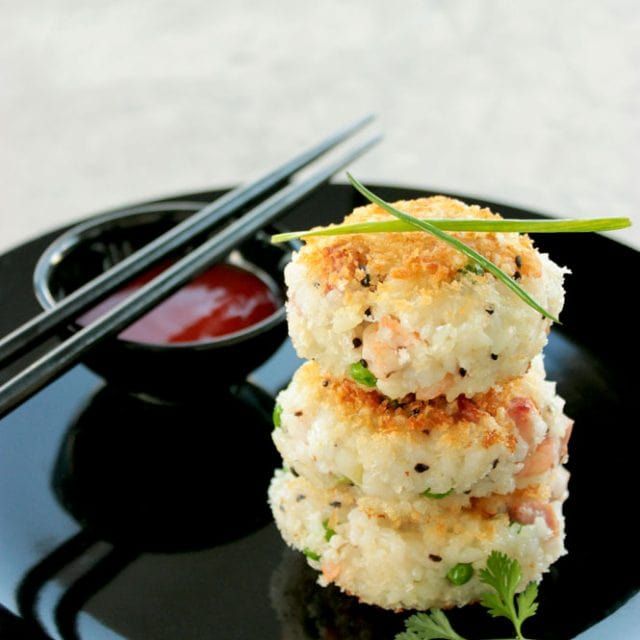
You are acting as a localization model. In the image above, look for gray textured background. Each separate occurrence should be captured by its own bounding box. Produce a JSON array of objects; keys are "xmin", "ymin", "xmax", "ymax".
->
[{"xmin": 1, "ymin": 0, "xmax": 638, "ymax": 252}]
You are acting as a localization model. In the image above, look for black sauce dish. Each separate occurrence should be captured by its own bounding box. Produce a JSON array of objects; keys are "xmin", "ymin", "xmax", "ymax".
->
[{"xmin": 33, "ymin": 200, "xmax": 296, "ymax": 401}]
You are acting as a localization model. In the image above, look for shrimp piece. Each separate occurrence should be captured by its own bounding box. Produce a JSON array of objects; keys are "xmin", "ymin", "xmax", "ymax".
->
[
  {"xmin": 508, "ymin": 397, "xmax": 537, "ymax": 447},
  {"xmin": 509, "ymin": 500, "xmax": 559, "ymax": 533},
  {"xmin": 473, "ymin": 490, "xmax": 561, "ymax": 533},
  {"xmin": 472, "ymin": 469, "xmax": 565, "ymax": 535},
  {"xmin": 322, "ymin": 562, "xmax": 341, "ymax": 583},
  {"xmin": 517, "ymin": 436, "xmax": 560, "ymax": 478},
  {"xmin": 560, "ymin": 420, "xmax": 574, "ymax": 461},
  {"xmin": 362, "ymin": 317, "xmax": 415, "ymax": 379}
]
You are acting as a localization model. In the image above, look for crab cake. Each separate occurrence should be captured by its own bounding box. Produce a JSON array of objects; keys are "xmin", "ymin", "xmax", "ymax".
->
[
  {"xmin": 273, "ymin": 356, "xmax": 572, "ymax": 499},
  {"xmin": 268, "ymin": 466, "xmax": 568, "ymax": 611},
  {"xmin": 285, "ymin": 196, "xmax": 567, "ymax": 400}
]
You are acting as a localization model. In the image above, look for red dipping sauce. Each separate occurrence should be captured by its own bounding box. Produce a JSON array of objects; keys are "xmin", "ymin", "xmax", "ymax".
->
[{"xmin": 78, "ymin": 262, "xmax": 280, "ymax": 345}]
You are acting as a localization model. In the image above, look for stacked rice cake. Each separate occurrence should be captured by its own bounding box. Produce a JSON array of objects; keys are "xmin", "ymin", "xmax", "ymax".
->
[{"xmin": 269, "ymin": 196, "xmax": 572, "ymax": 610}]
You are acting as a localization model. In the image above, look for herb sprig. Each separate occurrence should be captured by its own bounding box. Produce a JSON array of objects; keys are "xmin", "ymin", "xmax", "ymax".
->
[
  {"xmin": 346, "ymin": 175, "xmax": 559, "ymax": 322},
  {"xmin": 395, "ymin": 609, "xmax": 467, "ymax": 640},
  {"xmin": 479, "ymin": 552, "xmax": 538, "ymax": 639},
  {"xmin": 395, "ymin": 551, "xmax": 540, "ymax": 640},
  {"xmin": 271, "ymin": 216, "xmax": 631, "ymax": 244},
  {"xmin": 272, "ymin": 177, "xmax": 633, "ymax": 321}
]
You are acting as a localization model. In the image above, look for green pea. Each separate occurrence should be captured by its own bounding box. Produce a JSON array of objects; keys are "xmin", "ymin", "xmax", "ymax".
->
[
  {"xmin": 349, "ymin": 360, "xmax": 377, "ymax": 388},
  {"xmin": 272, "ymin": 403, "xmax": 283, "ymax": 429},
  {"xmin": 463, "ymin": 261, "xmax": 485, "ymax": 276},
  {"xmin": 303, "ymin": 547, "xmax": 321, "ymax": 561},
  {"xmin": 322, "ymin": 519, "xmax": 336, "ymax": 541},
  {"xmin": 510, "ymin": 521, "xmax": 524, "ymax": 534},
  {"xmin": 422, "ymin": 487, "xmax": 454, "ymax": 499},
  {"xmin": 447, "ymin": 562, "xmax": 474, "ymax": 585}
]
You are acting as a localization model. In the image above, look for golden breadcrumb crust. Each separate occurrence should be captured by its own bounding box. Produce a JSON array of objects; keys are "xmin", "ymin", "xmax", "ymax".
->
[
  {"xmin": 299, "ymin": 197, "xmax": 542, "ymax": 291},
  {"xmin": 295, "ymin": 361, "xmax": 545, "ymax": 452}
]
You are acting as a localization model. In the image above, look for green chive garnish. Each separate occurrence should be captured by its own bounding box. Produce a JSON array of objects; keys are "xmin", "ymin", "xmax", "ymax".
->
[
  {"xmin": 349, "ymin": 360, "xmax": 377, "ymax": 387},
  {"xmin": 303, "ymin": 547, "xmax": 321, "ymax": 561},
  {"xmin": 271, "ymin": 217, "xmax": 631, "ymax": 243},
  {"xmin": 422, "ymin": 487, "xmax": 454, "ymax": 499},
  {"xmin": 347, "ymin": 174, "xmax": 560, "ymax": 323},
  {"xmin": 272, "ymin": 403, "xmax": 283, "ymax": 429},
  {"xmin": 447, "ymin": 563, "xmax": 474, "ymax": 586}
]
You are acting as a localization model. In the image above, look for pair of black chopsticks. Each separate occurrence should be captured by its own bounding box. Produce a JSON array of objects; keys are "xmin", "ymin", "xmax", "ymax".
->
[{"xmin": 0, "ymin": 115, "xmax": 380, "ymax": 419}]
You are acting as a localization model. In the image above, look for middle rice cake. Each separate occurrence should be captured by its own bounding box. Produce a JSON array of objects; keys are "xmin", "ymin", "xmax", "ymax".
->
[{"xmin": 273, "ymin": 356, "xmax": 572, "ymax": 499}]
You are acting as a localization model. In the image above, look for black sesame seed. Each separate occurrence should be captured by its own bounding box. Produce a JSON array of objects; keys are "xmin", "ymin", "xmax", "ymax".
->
[
  {"xmin": 459, "ymin": 368, "xmax": 467, "ymax": 377},
  {"xmin": 492, "ymin": 459, "xmax": 499, "ymax": 469},
  {"xmin": 352, "ymin": 337, "xmax": 362, "ymax": 348},
  {"xmin": 464, "ymin": 490, "xmax": 471, "ymax": 495},
  {"xmin": 429, "ymin": 554, "xmax": 442, "ymax": 562},
  {"xmin": 513, "ymin": 270, "xmax": 521, "ymax": 281},
  {"xmin": 296, "ymin": 494, "xmax": 306, "ymax": 502},
  {"xmin": 322, "ymin": 380, "xmax": 329, "ymax": 387},
  {"xmin": 364, "ymin": 307, "xmax": 372, "ymax": 317},
  {"xmin": 360, "ymin": 274, "xmax": 371, "ymax": 287},
  {"xmin": 290, "ymin": 467, "xmax": 299, "ymax": 477},
  {"xmin": 414, "ymin": 463, "xmax": 429, "ymax": 473},
  {"xmin": 294, "ymin": 411, "xmax": 303, "ymax": 417},
  {"xmin": 330, "ymin": 501, "xmax": 342, "ymax": 508},
  {"xmin": 359, "ymin": 358, "xmax": 369, "ymax": 368},
  {"xmin": 515, "ymin": 255, "xmax": 523, "ymax": 268},
  {"xmin": 486, "ymin": 308, "xmax": 495, "ymax": 315},
  {"xmin": 491, "ymin": 353, "xmax": 499, "ymax": 360}
]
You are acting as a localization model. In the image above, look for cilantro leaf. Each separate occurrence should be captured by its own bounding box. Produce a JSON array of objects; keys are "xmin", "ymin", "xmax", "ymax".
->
[
  {"xmin": 517, "ymin": 581, "xmax": 539, "ymax": 624},
  {"xmin": 395, "ymin": 610, "xmax": 467, "ymax": 640},
  {"xmin": 479, "ymin": 551, "xmax": 539, "ymax": 639}
]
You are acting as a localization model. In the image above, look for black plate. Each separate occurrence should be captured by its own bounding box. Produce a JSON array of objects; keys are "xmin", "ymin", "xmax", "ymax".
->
[{"xmin": 0, "ymin": 184, "xmax": 638, "ymax": 640}]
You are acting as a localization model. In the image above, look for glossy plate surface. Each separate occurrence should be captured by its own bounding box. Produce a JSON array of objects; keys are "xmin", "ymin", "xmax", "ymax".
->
[{"xmin": 0, "ymin": 185, "xmax": 637, "ymax": 640}]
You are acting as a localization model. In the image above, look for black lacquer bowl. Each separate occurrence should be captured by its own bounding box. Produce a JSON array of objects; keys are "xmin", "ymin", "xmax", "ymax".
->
[
  {"xmin": 33, "ymin": 201, "xmax": 292, "ymax": 400},
  {"xmin": 0, "ymin": 184, "xmax": 638, "ymax": 640}
]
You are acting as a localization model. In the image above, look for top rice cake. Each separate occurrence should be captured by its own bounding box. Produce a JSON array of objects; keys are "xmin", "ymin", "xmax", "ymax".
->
[{"xmin": 285, "ymin": 196, "xmax": 567, "ymax": 400}]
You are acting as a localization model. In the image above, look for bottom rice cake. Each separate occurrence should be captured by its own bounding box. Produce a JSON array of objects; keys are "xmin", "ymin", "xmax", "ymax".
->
[{"xmin": 268, "ymin": 466, "xmax": 568, "ymax": 611}]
